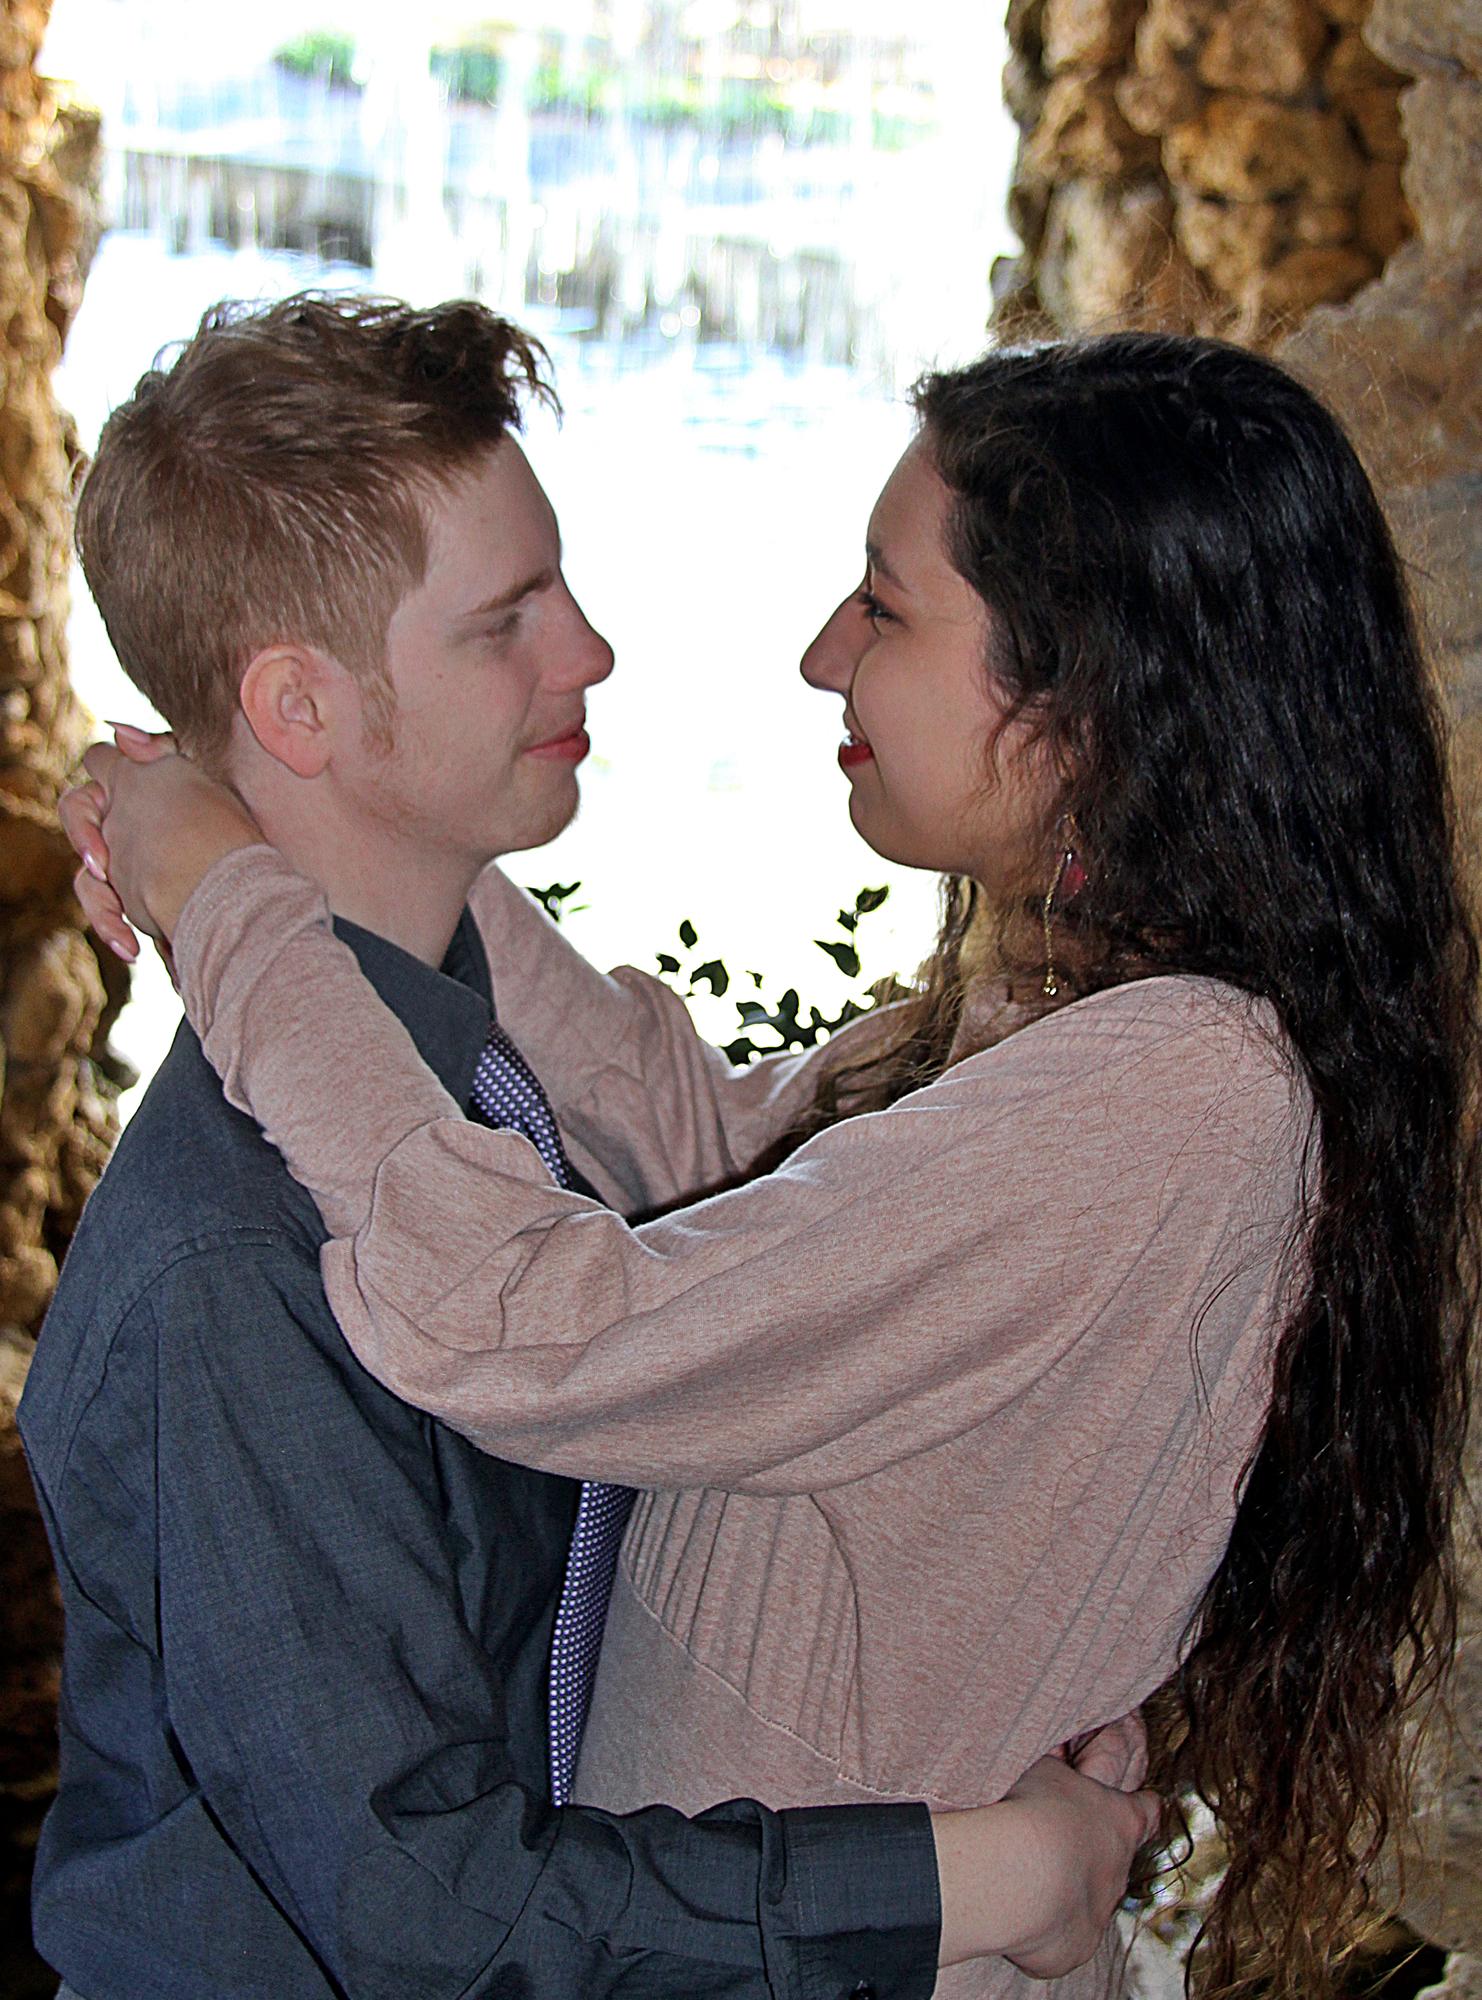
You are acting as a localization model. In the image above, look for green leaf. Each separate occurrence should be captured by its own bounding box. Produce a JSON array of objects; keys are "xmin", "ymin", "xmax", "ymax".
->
[
  {"xmin": 525, "ymin": 880, "xmax": 584, "ymax": 923},
  {"xmin": 690, "ymin": 958, "xmax": 730, "ymax": 997},
  {"xmin": 815, "ymin": 938, "xmax": 861, "ymax": 978},
  {"xmin": 644, "ymin": 890, "xmax": 902, "ymax": 1064}
]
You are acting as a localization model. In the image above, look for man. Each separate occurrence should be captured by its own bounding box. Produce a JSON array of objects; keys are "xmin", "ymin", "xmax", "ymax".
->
[{"xmin": 26, "ymin": 294, "xmax": 1151, "ymax": 2000}]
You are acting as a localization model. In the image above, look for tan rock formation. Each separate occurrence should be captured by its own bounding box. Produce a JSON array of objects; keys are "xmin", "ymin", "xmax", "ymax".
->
[
  {"xmin": 0, "ymin": 2, "xmax": 109, "ymax": 1989},
  {"xmin": 1281, "ymin": 14, "xmax": 1482, "ymax": 1972},
  {"xmin": 998, "ymin": 0, "xmax": 1211, "ymax": 334},
  {"xmin": 1000, "ymin": 0, "xmax": 1481, "ymax": 1982},
  {"xmin": 1197, "ymin": 0, "xmax": 1326, "ymax": 98},
  {"xmin": 1295, "ymin": 63, "xmax": 1481, "ymax": 2000},
  {"xmin": 998, "ymin": 0, "xmax": 1411, "ymax": 341}
]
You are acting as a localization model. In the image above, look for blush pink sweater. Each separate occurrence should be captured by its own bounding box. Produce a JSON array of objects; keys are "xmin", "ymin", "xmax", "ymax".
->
[{"xmin": 174, "ymin": 847, "xmax": 1311, "ymax": 2000}]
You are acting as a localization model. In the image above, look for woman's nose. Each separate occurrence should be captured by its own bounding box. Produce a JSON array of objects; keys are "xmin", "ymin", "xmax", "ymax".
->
[{"xmin": 800, "ymin": 595, "xmax": 863, "ymax": 693}]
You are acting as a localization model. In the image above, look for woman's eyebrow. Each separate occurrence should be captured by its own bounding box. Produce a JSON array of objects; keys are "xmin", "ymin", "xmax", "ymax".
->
[{"xmin": 865, "ymin": 540, "xmax": 908, "ymax": 592}]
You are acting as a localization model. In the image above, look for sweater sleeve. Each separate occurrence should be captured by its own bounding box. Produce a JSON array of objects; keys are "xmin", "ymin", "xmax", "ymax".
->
[
  {"xmin": 463, "ymin": 863, "xmax": 908, "ymax": 1214},
  {"xmin": 175, "ymin": 845, "xmax": 1301, "ymax": 1498}
]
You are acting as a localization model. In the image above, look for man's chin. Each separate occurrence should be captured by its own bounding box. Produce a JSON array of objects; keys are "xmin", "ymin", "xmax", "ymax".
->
[{"xmin": 485, "ymin": 786, "xmax": 583, "ymax": 860}]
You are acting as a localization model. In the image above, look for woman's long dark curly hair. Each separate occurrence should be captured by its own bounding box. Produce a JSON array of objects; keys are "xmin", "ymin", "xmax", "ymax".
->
[{"xmin": 792, "ymin": 333, "xmax": 1482, "ymax": 1999}]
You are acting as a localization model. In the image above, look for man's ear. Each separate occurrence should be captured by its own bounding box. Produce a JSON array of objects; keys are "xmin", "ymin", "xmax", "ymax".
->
[{"xmin": 237, "ymin": 646, "xmax": 339, "ymax": 778}]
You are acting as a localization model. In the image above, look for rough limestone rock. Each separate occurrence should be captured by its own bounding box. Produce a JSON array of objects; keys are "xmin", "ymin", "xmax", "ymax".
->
[
  {"xmin": 1399, "ymin": 77, "xmax": 1482, "ymax": 261},
  {"xmin": 1037, "ymin": 177, "xmax": 1209, "ymax": 328},
  {"xmin": 0, "ymin": 1321, "xmax": 60, "ymax": 1995},
  {"xmin": 1197, "ymin": 0, "xmax": 1327, "ymax": 98},
  {"xmin": 0, "ymin": 2, "xmax": 109, "ymax": 1991},
  {"xmin": 999, "ymin": 0, "xmax": 1411, "ymax": 340},
  {"xmin": 1027, "ymin": 71, "xmax": 1162, "ymax": 180},
  {"xmin": 1420, "ymin": 1953, "xmax": 1482, "ymax": 2000},
  {"xmin": 999, "ymin": 0, "xmax": 1482, "ymax": 1983},
  {"xmin": 1164, "ymin": 99, "xmax": 1366, "ymax": 203},
  {"xmin": 1043, "ymin": 0, "xmax": 1145, "ymax": 71},
  {"xmin": 1365, "ymin": 0, "xmax": 1482, "ymax": 78}
]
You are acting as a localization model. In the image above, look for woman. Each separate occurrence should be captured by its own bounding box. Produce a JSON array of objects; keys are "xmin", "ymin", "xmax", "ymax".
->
[{"xmin": 72, "ymin": 332, "xmax": 1480, "ymax": 2000}]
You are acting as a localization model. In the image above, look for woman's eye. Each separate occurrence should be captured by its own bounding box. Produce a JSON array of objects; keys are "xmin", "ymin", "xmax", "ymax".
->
[{"xmin": 856, "ymin": 588, "xmax": 894, "ymax": 626}]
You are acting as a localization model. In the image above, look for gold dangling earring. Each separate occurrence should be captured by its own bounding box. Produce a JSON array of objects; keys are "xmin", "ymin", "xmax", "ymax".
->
[{"xmin": 1041, "ymin": 827, "xmax": 1077, "ymax": 999}]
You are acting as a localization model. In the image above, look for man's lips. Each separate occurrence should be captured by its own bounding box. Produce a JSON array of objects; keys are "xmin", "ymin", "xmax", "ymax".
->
[{"xmin": 525, "ymin": 726, "xmax": 590, "ymax": 763}]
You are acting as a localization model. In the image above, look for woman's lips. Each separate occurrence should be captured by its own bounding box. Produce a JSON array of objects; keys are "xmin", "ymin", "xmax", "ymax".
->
[
  {"xmin": 838, "ymin": 732, "xmax": 874, "ymax": 770},
  {"xmin": 526, "ymin": 728, "xmax": 590, "ymax": 763}
]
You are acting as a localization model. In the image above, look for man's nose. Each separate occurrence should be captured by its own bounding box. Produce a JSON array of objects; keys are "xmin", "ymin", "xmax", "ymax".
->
[
  {"xmin": 560, "ymin": 589, "xmax": 616, "ymax": 689},
  {"xmin": 800, "ymin": 596, "xmax": 862, "ymax": 694},
  {"xmin": 579, "ymin": 621, "xmax": 616, "ymax": 689}
]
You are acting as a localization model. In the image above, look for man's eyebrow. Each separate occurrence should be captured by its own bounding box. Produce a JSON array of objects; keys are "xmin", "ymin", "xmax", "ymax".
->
[
  {"xmin": 865, "ymin": 540, "xmax": 907, "ymax": 591},
  {"xmin": 456, "ymin": 567, "xmax": 556, "ymax": 621}
]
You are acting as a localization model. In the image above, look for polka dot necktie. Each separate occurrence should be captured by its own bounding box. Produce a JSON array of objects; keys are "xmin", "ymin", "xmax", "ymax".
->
[{"xmin": 468, "ymin": 1023, "xmax": 636, "ymax": 1806}]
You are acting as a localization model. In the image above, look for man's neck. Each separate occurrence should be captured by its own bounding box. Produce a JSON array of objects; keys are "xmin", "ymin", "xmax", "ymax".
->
[
  {"xmin": 224, "ymin": 723, "xmax": 503, "ymax": 967},
  {"xmin": 304, "ymin": 842, "xmax": 474, "ymax": 968},
  {"xmin": 244, "ymin": 796, "xmax": 481, "ymax": 969}
]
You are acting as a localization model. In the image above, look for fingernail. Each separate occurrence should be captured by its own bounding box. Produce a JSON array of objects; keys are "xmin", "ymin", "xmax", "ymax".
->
[
  {"xmin": 110, "ymin": 938, "xmax": 138, "ymax": 962},
  {"xmin": 83, "ymin": 851, "xmax": 107, "ymax": 882},
  {"xmin": 108, "ymin": 720, "xmax": 151, "ymax": 743}
]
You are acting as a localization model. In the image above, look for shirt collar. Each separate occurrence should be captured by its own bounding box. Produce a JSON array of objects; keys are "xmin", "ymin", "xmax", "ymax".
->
[{"xmin": 331, "ymin": 907, "xmax": 493, "ymax": 1108}]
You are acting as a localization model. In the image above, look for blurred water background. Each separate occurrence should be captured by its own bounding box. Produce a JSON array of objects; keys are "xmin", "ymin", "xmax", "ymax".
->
[{"xmin": 41, "ymin": 0, "xmax": 1019, "ymax": 1116}]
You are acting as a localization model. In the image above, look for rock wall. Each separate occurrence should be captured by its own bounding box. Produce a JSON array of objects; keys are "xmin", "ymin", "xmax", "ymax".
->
[
  {"xmin": 999, "ymin": 0, "xmax": 1412, "ymax": 343},
  {"xmin": 0, "ymin": 2, "xmax": 111, "ymax": 1990},
  {"xmin": 1003, "ymin": 0, "xmax": 1482, "ymax": 1986},
  {"xmin": 0, "ymin": 0, "xmax": 1469, "ymax": 1987},
  {"xmin": 1283, "ymin": 10, "xmax": 1482, "ymax": 1985}
]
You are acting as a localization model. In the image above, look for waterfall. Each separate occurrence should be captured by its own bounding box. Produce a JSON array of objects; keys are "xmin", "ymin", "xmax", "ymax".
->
[{"xmin": 359, "ymin": 13, "xmax": 467, "ymax": 303}]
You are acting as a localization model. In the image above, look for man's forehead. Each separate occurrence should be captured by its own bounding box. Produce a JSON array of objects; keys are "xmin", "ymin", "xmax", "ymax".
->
[{"xmin": 418, "ymin": 440, "xmax": 561, "ymax": 592}]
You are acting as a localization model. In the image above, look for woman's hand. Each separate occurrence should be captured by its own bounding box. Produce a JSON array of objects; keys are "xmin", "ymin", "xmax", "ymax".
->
[
  {"xmin": 61, "ymin": 725, "xmax": 262, "ymax": 961},
  {"xmin": 932, "ymin": 1712, "xmax": 1160, "ymax": 1978}
]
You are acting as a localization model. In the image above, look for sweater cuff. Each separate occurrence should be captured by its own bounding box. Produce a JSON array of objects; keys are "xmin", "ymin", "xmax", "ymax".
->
[{"xmin": 779, "ymin": 1801, "xmax": 940, "ymax": 2000}]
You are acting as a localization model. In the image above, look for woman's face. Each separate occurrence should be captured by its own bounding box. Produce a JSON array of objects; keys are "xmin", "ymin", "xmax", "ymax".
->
[{"xmin": 801, "ymin": 438, "xmax": 1054, "ymax": 896}]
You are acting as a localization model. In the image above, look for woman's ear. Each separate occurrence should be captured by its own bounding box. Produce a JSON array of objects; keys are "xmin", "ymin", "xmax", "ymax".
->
[{"xmin": 237, "ymin": 646, "xmax": 336, "ymax": 779}]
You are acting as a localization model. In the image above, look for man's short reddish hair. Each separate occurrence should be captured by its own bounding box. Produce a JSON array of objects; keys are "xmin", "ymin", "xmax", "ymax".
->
[{"xmin": 74, "ymin": 292, "xmax": 557, "ymax": 764}]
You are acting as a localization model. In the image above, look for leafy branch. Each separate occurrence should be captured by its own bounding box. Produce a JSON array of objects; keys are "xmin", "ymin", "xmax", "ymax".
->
[{"xmin": 527, "ymin": 881, "xmax": 901, "ymax": 1067}]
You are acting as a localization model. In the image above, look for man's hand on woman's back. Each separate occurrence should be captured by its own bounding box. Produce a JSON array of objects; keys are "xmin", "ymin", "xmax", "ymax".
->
[{"xmin": 932, "ymin": 1712, "xmax": 1159, "ymax": 1978}]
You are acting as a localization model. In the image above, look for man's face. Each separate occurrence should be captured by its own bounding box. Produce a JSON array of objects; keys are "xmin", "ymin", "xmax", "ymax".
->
[{"xmin": 336, "ymin": 438, "xmax": 614, "ymax": 867}]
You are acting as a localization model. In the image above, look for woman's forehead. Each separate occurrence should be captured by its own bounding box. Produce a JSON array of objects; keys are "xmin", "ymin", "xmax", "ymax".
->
[{"xmin": 866, "ymin": 443, "xmax": 966, "ymax": 597}]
